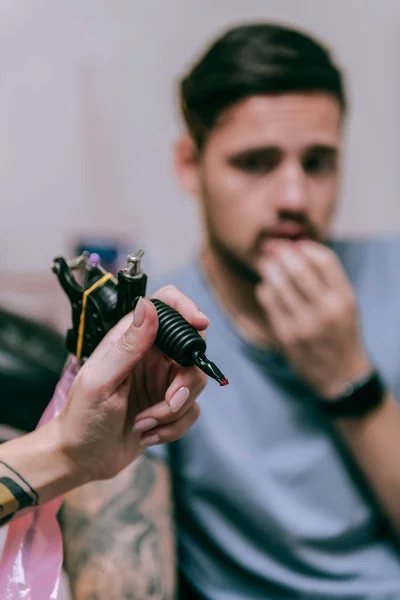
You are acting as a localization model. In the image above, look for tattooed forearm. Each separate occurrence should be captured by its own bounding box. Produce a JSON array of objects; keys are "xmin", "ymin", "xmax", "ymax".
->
[
  {"xmin": 0, "ymin": 460, "xmax": 38, "ymax": 526},
  {"xmin": 61, "ymin": 455, "xmax": 176, "ymax": 600}
]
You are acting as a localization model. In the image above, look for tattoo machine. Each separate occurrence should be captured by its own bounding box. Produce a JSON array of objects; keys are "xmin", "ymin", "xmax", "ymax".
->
[{"xmin": 51, "ymin": 249, "xmax": 228, "ymax": 385}]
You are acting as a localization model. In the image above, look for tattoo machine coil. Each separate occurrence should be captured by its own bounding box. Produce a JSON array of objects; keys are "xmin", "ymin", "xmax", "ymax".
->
[{"xmin": 51, "ymin": 249, "xmax": 228, "ymax": 385}]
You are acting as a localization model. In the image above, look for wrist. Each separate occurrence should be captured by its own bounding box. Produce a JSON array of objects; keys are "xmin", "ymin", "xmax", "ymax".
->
[
  {"xmin": 4, "ymin": 421, "xmax": 90, "ymax": 506},
  {"xmin": 316, "ymin": 368, "xmax": 387, "ymax": 420},
  {"xmin": 316, "ymin": 356, "xmax": 373, "ymax": 400},
  {"xmin": 48, "ymin": 417, "xmax": 94, "ymax": 491},
  {"xmin": 37, "ymin": 420, "xmax": 91, "ymax": 500}
]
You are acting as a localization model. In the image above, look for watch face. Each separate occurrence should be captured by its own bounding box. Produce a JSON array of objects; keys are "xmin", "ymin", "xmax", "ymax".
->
[
  {"xmin": 339, "ymin": 380, "xmax": 357, "ymax": 398},
  {"xmin": 318, "ymin": 370, "xmax": 385, "ymax": 418},
  {"xmin": 337, "ymin": 370, "xmax": 375, "ymax": 401}
]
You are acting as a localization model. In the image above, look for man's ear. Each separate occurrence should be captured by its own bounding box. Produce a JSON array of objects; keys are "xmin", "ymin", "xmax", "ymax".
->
[{"xmin": 173, "ymin": 133, "xmax": 202, "ymax": 197}]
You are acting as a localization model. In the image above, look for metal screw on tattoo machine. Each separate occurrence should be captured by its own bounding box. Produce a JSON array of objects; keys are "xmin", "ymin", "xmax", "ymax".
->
[{"xmin": 51, "ymin": 249, "xmax": 229, "ymax": 386}]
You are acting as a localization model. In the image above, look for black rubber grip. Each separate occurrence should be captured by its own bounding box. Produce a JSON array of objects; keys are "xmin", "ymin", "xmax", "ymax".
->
[{"xmin": 150, "ymin": 298, "xmax": 206, "ymax": 366}]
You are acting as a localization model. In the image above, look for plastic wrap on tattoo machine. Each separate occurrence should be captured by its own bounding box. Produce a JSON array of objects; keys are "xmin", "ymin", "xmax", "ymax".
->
[{"xmin": 0, "ymin": 249, "xmax": 228, "ymax": 599}]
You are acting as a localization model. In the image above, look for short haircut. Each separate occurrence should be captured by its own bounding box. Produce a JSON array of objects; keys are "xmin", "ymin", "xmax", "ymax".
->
[{"xmin": 179, "ymin": 23, "xmax": 346, "ymax": 149}]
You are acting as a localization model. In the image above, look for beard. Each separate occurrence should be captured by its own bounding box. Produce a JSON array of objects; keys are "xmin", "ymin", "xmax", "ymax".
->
[
  {"xmin": 204, "ymin": 209, "xmax": 322, "ymax": 286},
  {"xmin": 207, "ymin": 228, "xmax": 262, "ymax": 284},
  {"xmin": 200, "ymin": 178, "xmax": 323, "ymax": 286}
]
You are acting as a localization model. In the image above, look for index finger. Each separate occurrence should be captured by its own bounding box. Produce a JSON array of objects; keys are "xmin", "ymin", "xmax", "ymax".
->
[
  {"xmin": 151, "ymin": 285, "xmax": 210, "ymax": 332},
  {"xmin": 297, "ymin": 241, "xmax": 349, "ymax": 290}
]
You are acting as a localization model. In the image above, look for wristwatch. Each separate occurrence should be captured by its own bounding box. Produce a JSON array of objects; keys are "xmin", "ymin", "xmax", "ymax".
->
[{"xmin": 317, "ymin": 369, "xmax": 386, "ymax": 419}]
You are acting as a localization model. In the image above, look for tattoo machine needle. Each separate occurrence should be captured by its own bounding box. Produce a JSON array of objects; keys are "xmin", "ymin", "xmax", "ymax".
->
[{"xmin": 145, "ymin": 298, "xmax": 229, "ymax": 386}]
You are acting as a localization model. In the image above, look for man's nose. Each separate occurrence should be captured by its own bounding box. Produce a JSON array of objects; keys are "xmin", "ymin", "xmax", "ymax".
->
[{"xmin": 276, "ymin": 161, "xmax": 308, "ymax": 212}]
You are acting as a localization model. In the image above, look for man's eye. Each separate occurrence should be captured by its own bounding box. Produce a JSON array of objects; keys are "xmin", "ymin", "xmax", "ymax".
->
[
  {"xmin": 230, "ymin": 153, "xmax": 280, "ymax": 174},
  {"xmin": 303, "ymin": 154, "xmax": 337, "ymax": 175}
]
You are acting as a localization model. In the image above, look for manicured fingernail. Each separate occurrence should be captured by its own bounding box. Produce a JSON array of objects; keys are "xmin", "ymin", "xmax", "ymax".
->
[
  {"xmin": 132, "ymin": 297, "xmax": 146, "ymax": 327},
  {"xmin": 169, "ymin": 387, "xmax": 190, "ymax": 412},
  {"xmin": 140, "ymin": 433, "xmax": 160, "ymax": 447},
  {"xmin": 133, "ymin": 417, "xmax": 158, "ymax": 433}
]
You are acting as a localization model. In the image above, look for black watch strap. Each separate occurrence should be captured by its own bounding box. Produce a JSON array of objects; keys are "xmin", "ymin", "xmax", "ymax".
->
[{"xmin": 317, "ymin": 369, "xmax": 386, "ymax": 419}]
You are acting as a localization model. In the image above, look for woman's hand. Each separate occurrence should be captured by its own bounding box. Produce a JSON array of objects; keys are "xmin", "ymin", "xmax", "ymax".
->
[{"xmin": 55, "ymin": 286, "xmax": 209, "ymax": 482}]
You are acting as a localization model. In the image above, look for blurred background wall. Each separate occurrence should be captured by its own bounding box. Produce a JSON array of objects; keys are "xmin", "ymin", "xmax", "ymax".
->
[
  {"xmin": 1, "ymin": 2, "xmax": 400, "ymax": 598},
  {"xmin": 0, "ymin": 0, "xmax": 399, "ymax": 330}
]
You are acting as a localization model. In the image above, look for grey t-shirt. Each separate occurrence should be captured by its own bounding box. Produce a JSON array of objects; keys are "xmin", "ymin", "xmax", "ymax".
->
[{"xmin": 147, "ymin": 237, "xmax": 400, "ymax": 599}]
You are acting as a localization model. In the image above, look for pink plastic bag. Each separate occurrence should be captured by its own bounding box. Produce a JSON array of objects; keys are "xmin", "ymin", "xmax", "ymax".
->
[{"xmin": 0, "ymin": 356, "xmax": 80, "ymax": 600}]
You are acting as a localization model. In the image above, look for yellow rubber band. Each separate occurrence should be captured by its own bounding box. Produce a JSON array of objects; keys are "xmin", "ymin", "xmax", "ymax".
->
[{"xmin": 76, "ymin": 273, "xmax": 116, "ymax": 359}]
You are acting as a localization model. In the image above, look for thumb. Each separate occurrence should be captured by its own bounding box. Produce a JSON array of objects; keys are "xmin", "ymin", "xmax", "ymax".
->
[{"xmin": 95, "ymin": 298, "xmax": 159, "ymax": 390}]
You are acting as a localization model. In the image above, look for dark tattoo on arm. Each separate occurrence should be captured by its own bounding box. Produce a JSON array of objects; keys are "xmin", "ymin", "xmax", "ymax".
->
[
  {"xmin": 61, "ymin": 455, "xmax": 176, "ymax": 600},
  {"xmin": 0, "ymin": 460, "xmax": 38, "ymax": 526}
]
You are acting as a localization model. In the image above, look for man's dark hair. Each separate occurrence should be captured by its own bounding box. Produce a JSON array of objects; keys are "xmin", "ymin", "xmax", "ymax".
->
[{"xmin": 179, "ymin": 22, "xmax": 346, "ymax": 149}]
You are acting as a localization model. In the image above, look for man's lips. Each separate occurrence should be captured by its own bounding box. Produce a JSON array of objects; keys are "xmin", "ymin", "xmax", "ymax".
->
[
  {"xmin": 258, "ymin": 227, "xmax": 311, "ymax": 254},
  {"xmin": 270, "ymin": 223, "xmax": 310, "ymax": 239}
]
